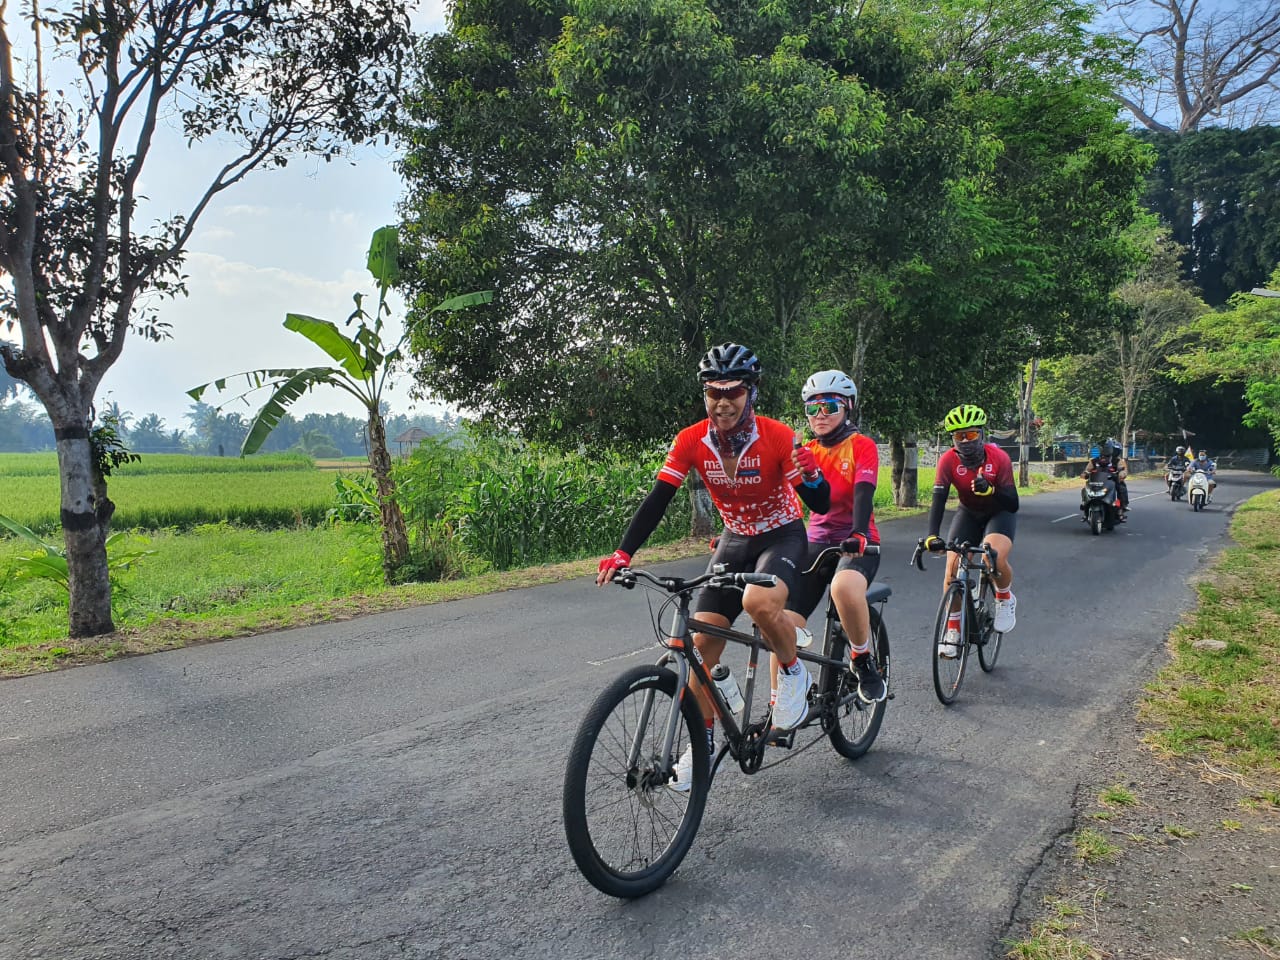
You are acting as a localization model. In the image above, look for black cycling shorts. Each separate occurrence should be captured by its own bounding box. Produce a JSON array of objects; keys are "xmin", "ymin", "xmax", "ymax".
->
[
  {"xmin": 694, "ymin": 520, "xmax": 806, "ymax": 624},
  {"xmin": 785, "ymin": 541, "xmax": 881, "ymax": 621},
  {"xmin": 948, "ymin": 506, "xmax": 1016, "ymax": 547}
]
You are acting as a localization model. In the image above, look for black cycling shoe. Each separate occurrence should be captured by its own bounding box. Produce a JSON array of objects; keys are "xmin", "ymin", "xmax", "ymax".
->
[{"xmin": 850, "ymin": 651, "xmax": 886, "ymax": 704}]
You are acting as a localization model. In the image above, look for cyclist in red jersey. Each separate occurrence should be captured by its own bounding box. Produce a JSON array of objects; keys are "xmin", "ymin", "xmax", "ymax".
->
[
  {"xmin": 923, "ymin": 403, "xmax": 1019, "ymax": 659},
  {"xmin": 596, "ymin": 343, "xmax": 831, "ymax": 790},
  {"xmin": 782, "ymin": 370, "xmax": 886, "ymax": 704}
]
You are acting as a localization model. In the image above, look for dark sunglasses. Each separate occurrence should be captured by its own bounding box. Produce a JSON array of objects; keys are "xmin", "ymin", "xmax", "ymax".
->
[
  {"xmin": 952, "ymin": 428, "xmax": 982, "ymax": 442},
  {"xmin": 704, "ymin": 385, "xmax": 748, "ymax": 401},
  {"xmin": 804, "ymin": 398, "xmax": 843, "ymax": 417}
]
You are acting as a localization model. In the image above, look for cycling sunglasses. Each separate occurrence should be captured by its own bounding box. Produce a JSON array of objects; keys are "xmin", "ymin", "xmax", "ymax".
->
[
  {"xmin": 704, "ymin": 384, "xmax": 748, "ymax": 401},
  {"xmin": 804, "ymin": 398, "xmax": 843, "ymax": 417},
  {"xmin": 951, "ymin": 428, "xmax": 982, "ymax": 442}
]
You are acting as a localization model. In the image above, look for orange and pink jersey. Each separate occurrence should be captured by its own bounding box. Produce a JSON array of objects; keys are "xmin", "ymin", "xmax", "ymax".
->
[
  {"xmin": 658, "ymin": 416, "xmax": 804, "ymax": 536},
  {"xmin": 802, "ymin": 432, "xmax": 880, "ymax": 545}
]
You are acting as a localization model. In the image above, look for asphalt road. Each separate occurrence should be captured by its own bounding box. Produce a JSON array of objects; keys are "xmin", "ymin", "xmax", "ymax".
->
[{"xmin": 3, "ymin": 469, "xmax": 1276, "ymax": 960}]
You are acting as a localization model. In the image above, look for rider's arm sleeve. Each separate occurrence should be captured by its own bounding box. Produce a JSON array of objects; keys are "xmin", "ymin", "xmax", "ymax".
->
[
  {"xmin": 618, "ymin": 479, "xmax": 679, "ymax": 556},
  {"xmin": 851, "ymin": 480, "xmax": 875, "ymax": 536},
  {"xmin": 993, "ymin": 483, "xmax": 1019, "ymax": 514},
  {"xmin": 795, "ymin": 477, "xmax": 831, "ymax": 514},
  {"xmin": 926, "ymin": 484, "xmax": 949, "ymax": 537}
]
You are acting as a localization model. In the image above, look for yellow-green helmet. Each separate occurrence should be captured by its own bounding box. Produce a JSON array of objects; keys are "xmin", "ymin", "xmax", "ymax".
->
[{"xmin": 943, "ymin": 403, "xmax": 987, "ymax": 432}]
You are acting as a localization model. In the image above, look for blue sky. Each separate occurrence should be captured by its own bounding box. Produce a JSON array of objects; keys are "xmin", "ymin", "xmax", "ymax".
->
[{"xmin": 97, "ymin": 2, "xmax": 449, "ymax": 433}]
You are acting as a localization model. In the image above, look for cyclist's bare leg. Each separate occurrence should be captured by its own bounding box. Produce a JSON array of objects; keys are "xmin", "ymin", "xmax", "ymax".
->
[
  {"xmin": 943, "ymin": 550, "xmax": 962, "ymax": 614},
  {"xmin": 743, "ymin": 580, "xmax": 796, "ymax": 662},
  {"xmin": 830, "ymin": 567, "xmax": 870, "ymax": 652},
  {"xmin": 983, "ymin": 532, "xmax": 1013, "ymax": 590}
]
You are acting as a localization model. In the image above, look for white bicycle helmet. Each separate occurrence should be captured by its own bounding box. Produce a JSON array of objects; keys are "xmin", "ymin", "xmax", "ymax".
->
[{"xmin": 801, "ymin": 370, "xmax": 857, "ymax": 403}]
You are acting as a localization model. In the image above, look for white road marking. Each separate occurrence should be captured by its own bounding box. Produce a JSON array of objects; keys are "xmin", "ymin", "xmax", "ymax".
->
[{"xmin": 588, "ymin": 643, "xmax": 660, "ymax": 666}]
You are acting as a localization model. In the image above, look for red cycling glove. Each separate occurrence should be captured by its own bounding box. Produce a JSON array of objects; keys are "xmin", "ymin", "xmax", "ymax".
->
[
  {"xmin": 793, "ymin": 445, "xmax": 819, "ymax": 479},
  {"xmin": 840, "ymin": 533, "xmax": 869, "ymax": 557},
  {"xmin": 597, "ymin": 549, "xmax": 632, "ymax": 579}
]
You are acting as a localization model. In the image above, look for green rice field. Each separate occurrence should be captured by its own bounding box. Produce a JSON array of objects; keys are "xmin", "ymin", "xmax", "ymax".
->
[{"xmin": 1, "ymin": 453, "xmax": 346, "ymax": 532}]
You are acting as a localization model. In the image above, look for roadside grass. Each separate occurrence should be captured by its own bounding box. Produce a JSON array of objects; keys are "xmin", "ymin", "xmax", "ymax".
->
[
  {"xmin": 1098, "ymin": 784, "xmax": 1138, "ymax": 807},
  {"xmin": 1140, "ymin": 488, "xmax": 1280, "ymax": 788},
  {"xmin": 1004, "ymin": 898, "xmax": 1105, "ymax": 960},
  {"xmin": 0, "ymin": 466, "xmax": 1077, "ymax": 679},
  {"xmin": 1072, "ymin": 828, "xmax": 1120, "ymax": 864},
  {"xmin": 0, "ymin": 532, "xmax": 712, "ymax": 677},
  {"xmin": 1006, "ymin": 488, "xmax": 1280, "ymax": 959}
]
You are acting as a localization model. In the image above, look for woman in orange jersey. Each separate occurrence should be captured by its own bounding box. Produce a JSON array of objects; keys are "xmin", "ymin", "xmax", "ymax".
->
[{"xmin": 785, "ymin": 370, "xmax": 885, "ymax": 704}]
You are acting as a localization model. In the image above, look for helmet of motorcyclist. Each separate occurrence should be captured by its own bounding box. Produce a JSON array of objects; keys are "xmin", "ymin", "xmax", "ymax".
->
[
  {"xmin": 801, "ymin": 369, "xmax": 857, "ymax": 403},
  {"xmin": 1100, "ymin": 439, "xmax": 1114, "ymax": 459},
  {"xmin": 697, "ymin": 342, "xmax": 761, "ymax": 385},
  {"xmin": 943, "ymin": 403, "xmax": 987, "ymax": 468},
  {"xmin": 1176, "ymin": 445, "xmax": 1185, "ymax": 455}
]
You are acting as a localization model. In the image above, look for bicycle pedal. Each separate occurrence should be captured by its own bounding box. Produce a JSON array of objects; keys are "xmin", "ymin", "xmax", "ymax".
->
[{"xmin": 765, "ymin": 728, "xmax": 796, "ymax": 748}]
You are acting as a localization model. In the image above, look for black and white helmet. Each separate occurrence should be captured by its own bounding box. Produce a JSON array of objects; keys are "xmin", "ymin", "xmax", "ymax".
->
[
  {"xmin": 698, "ymin": 342, "xmax": 762, "ymax": 384},
  {"xmin": 801, "ymin": 369, "xmax": 857, "ymax": 403}
]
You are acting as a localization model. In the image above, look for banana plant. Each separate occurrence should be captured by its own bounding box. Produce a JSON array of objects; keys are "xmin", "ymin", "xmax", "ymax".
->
[
  {"xmin": 188, "ymin": 225, "xmax": 491, "ymax": 582},
  {"xmin": 0, "ymin": 514, "xmax": 155, "ymax": 590}
]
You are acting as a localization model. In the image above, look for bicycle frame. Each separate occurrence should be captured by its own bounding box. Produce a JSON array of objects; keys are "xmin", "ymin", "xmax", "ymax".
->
[{"xmin": 637, "ymin": 547, "xmax": 886, "ymax": 773}]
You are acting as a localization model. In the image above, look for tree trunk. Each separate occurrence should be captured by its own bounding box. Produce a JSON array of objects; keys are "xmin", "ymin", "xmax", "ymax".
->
[
  {"xmin": 55, "ymin": 424, "xmax": 116, "ymax": 637},
  {"xmin": 688, "ymin": 471, "xmax": 716, "ymax": 539},
  {"xmin": 366, "ymin": 411, "xmax": 410, "ymax": 581},
  {"xmin": 1019, "ymin": 357, "xmax": 1040, "ymax": 488},
  {"xmin": 890, "ymin": 435, "xmax": 918, "ymax": 508}
]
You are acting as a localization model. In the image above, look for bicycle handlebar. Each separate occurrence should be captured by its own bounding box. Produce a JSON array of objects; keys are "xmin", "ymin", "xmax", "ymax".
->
[
  {"xmin": 800, "ymin": 542, "xmax": 881, "ymax": 577},
  {"xmin": 611, "ymin": 567, "xmax": 778, "ymax": 594},
  {"xmin": 909, "ymin": 538, "xmax": 996, "ymax": 572}
]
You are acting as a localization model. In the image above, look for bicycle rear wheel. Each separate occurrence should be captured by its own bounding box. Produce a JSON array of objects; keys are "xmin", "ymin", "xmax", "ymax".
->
[
  {"xmin": 931, "ymin": 582, "xmax": 969, "ymax": 705},
  {"xmin": 823, "ymin": 611, "xmax": 890, "ymax": 759},
  {"xmin": 562, "ymin": 663, "xmax": 709, "ymax": 898},
  {"xmin": 976, "ymin": 576, "xmax": 1002, "ymax": 673}
]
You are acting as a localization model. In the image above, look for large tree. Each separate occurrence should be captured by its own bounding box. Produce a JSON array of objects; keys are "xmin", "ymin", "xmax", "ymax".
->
[
  {"xmin": 1104, "ymin": 0, "xmax": 1280, "ymax": 132},
  {"xmin": 794, "ymin": 0, "xmax": 1152, "ymax": 500},
  {"xmin": 1141, "ymin": 127, "xmax": 1280, "ymax": 305},
  {"xmin": 0, "ymin": 1, "xmax": 410, "ymax": 637},
  {"xmin": 1168, "ymin": 267, "xmax": 1280, "ymax": 461},
  {"xmin": 395, "ymin": 0, "xmax": 981, "ymax": 444}
]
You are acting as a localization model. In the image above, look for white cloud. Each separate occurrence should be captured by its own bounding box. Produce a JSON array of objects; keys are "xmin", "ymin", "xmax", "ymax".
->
[{"xmin": 103, "ymin": 250, "xmax": 435, "ymax": 431}]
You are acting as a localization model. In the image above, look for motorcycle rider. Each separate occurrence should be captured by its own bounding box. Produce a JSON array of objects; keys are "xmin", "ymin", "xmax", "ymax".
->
[
  {"xmin": 1108, "ymin": 438, "xmax": 1130, "ymax": 515},
  {"xmin": 1166, "ymin": 446, "xmax": 1188, "ymax": 496},
  {"xmin": 1166, "ymin": 446, "xmax": 1187, "ymax": 489},
  {"xmin": 1081, "ymin": 441, "xmax": 1124, "ymax": 521},
  {"xmin": 1189, "ymin": 449, "xmax": 1218, "ymax": 501}
]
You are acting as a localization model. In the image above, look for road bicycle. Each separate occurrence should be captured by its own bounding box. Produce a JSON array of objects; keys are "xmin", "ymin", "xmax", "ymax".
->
[
  {"xmin": 910, "ymin": 538, "xmax": 1002, "ymax": 704},
  {"xmin": 562, "ymin": 545, "xmax": 891, "ymax": 898}
]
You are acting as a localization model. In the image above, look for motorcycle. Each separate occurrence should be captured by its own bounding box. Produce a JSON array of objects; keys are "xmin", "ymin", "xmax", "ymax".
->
[
  {"xmin": 1166, "ymin": 461, "xmax": 1186, "ymax": 501},
  {"xmin": 1187, "ymin": 469, "xmax": 1211, "ymax": 511},
  {"xmin": 1080, "ymin": 473, "xmax": 1123, "ymax": 534}
]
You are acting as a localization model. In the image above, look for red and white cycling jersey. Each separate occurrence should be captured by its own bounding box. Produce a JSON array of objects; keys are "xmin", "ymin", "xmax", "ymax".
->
[
  {"xmin": 803, "ymin": 432, "xmax": 881, "ymax": 545},
  {"xmin": 658, "ymin": 416, "xmax": 804, "ymax": 536},
  {"xmin": 934, "ymin": 444, "xmax": 1015, "ymax": 515}
]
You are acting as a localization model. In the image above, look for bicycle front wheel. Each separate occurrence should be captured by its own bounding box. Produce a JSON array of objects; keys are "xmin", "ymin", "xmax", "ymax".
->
[
  {"xmin": 932, "ymin": 582, "xmax": 969, "ymax": 705},
  {"xmin": 976, "ymin": 577, "xmax": 1002, "ymax": 673},
  {"xmin": 823, "ymin": 611, "xmax": 890, "ymax": 759},
  {"xmin": 562, "ymin": 664, "xmax": 709, "ymax": 898}
]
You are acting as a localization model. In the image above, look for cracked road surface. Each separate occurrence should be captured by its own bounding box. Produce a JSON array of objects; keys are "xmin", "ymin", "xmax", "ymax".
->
[{"xmin": 4, "ymin": 470, "xmax": 1276, "ymax": 960}]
